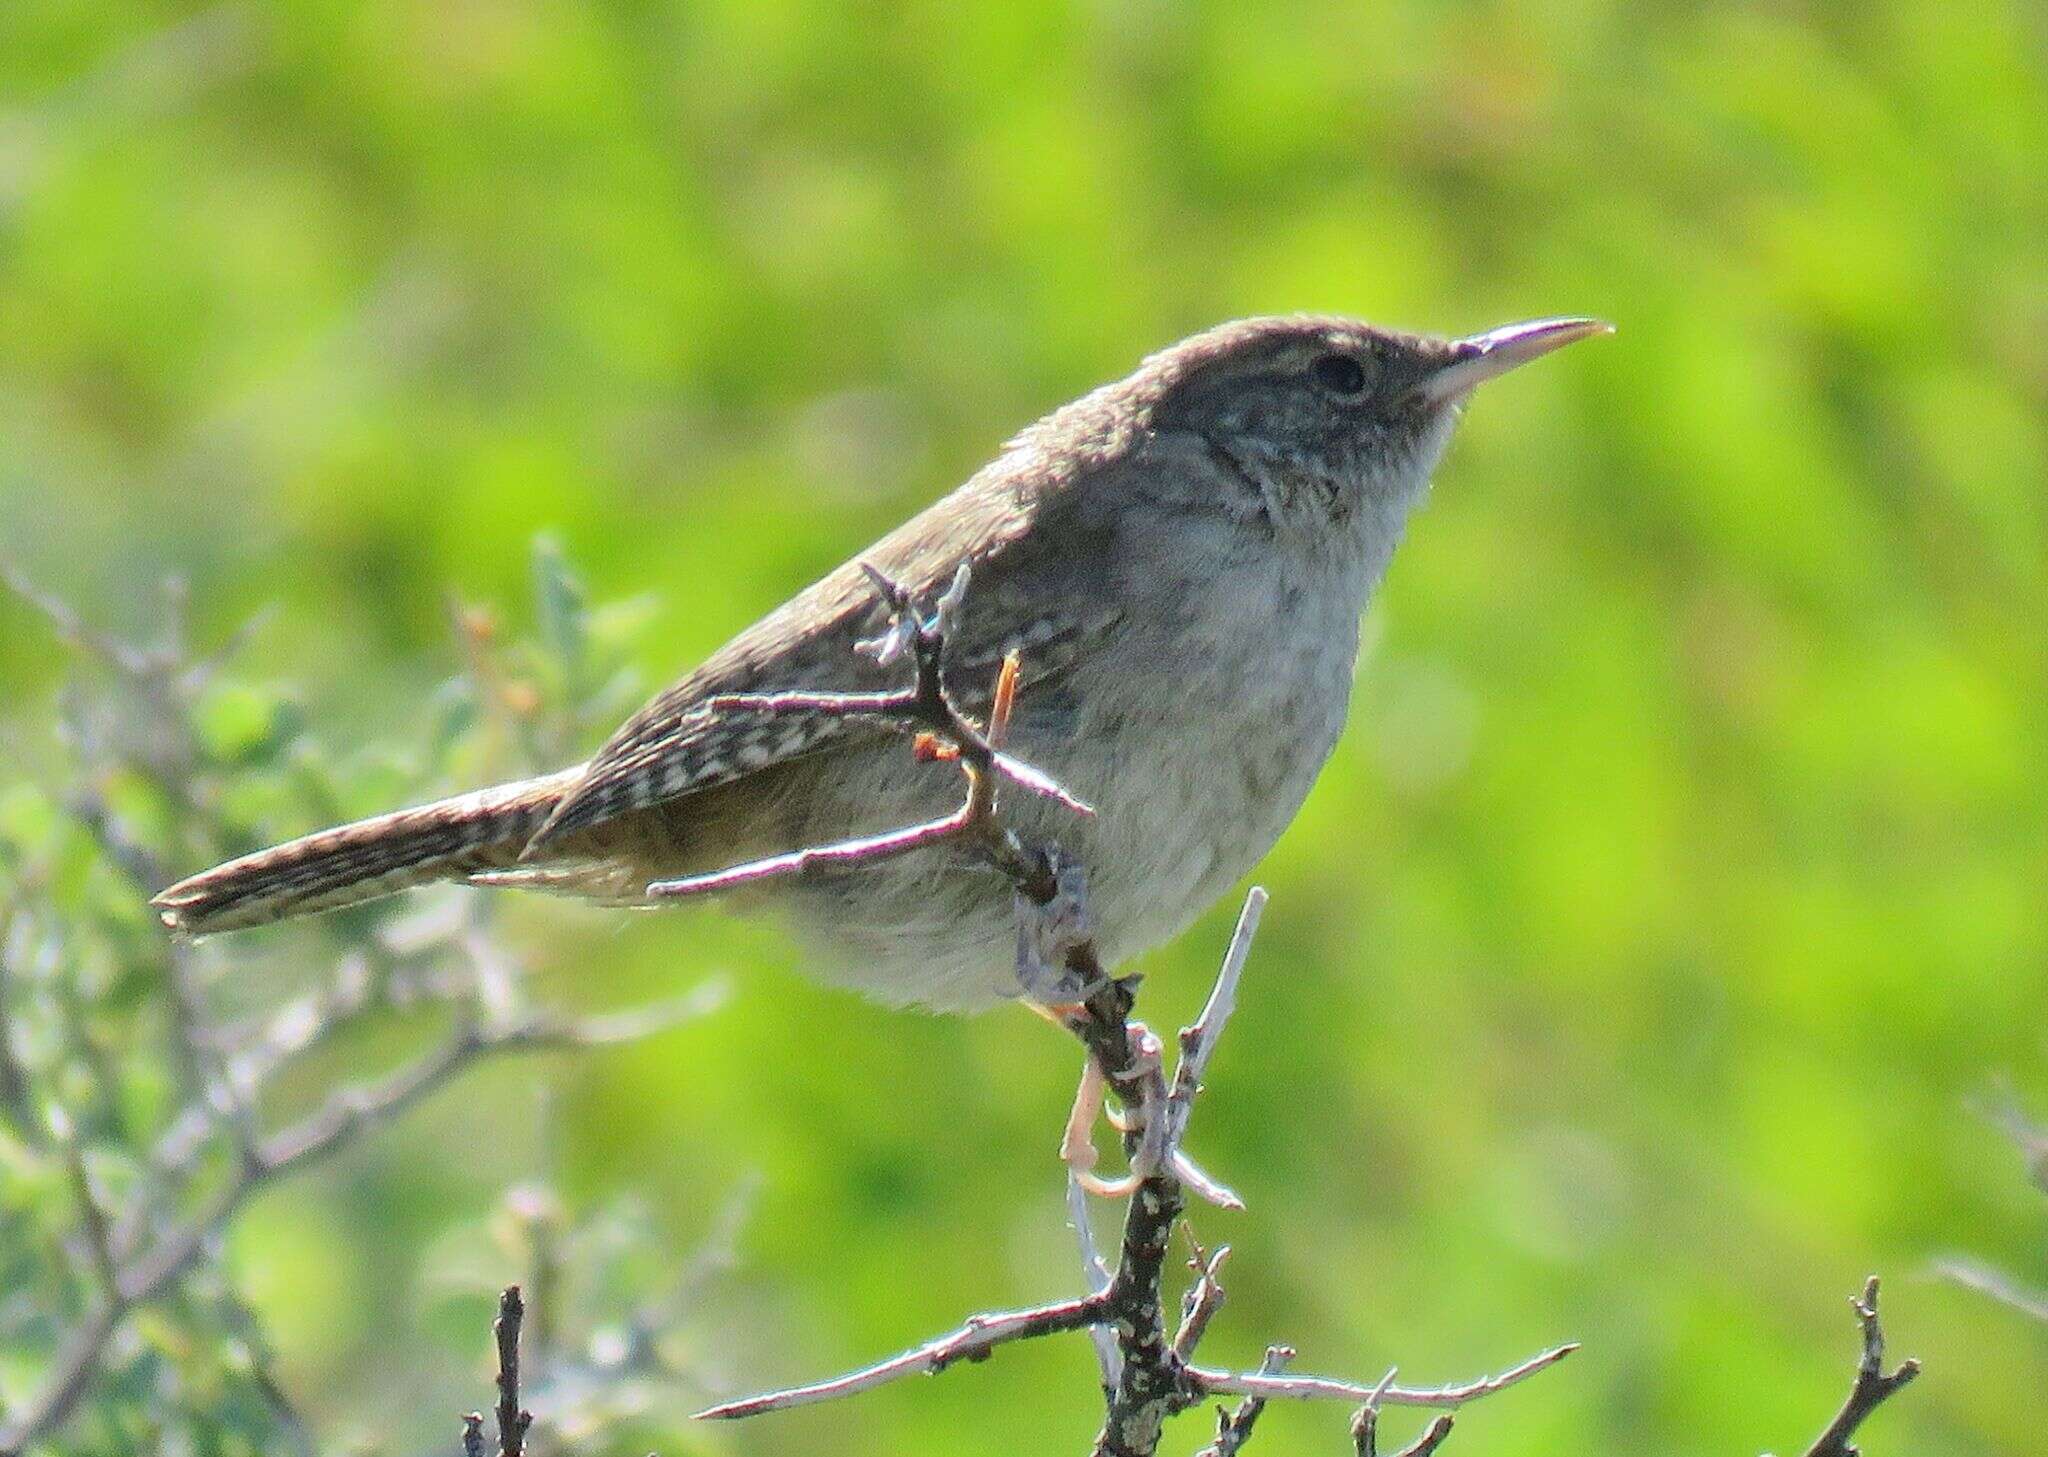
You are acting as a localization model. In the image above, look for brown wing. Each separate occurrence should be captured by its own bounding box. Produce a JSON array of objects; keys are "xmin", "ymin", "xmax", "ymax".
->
[{"xmin": 524, "ymin": 454, "xmax": 1120, "ymax": 854}]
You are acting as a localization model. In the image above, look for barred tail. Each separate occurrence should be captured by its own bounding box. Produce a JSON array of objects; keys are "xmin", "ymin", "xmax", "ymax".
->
[{"xmin": 151, "ymin": 766, "xmax": 586, "ymax": 936}]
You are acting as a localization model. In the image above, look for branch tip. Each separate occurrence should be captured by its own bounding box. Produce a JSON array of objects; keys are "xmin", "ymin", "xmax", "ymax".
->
[{"xmin": 1800, "ymin": 1277, "xmax": 1918, "ymax": 1457}]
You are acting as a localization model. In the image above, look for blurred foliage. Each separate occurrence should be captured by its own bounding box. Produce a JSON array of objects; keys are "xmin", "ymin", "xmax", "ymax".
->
[
  {"xmin": 0, "ymin": 546, "xmax": 731, "ymax": 1455},
  {"xmin": 0, "ymin": 1, "xmax": 2043, "ymax": 1454},
  {"xmin": 0, "ymin": 575, "xmax": 300, "ymax": 1457}
]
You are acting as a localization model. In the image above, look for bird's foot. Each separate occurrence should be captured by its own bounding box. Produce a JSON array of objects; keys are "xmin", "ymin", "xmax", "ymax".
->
[{"xmin": 1050, "ymin": 1015, "xmax": 1244, "ymax": 1208}]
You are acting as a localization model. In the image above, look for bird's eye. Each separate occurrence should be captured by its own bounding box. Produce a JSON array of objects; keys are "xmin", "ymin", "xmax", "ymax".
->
[{"xmin": 1311, "ymin": 352, "xmax": 1369, "ymax": 396}]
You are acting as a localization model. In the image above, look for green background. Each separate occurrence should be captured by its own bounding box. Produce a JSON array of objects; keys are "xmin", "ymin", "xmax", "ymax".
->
[{"xmin": 2, "ymin": 1, "xmax": 2044, "ymax": 1453}]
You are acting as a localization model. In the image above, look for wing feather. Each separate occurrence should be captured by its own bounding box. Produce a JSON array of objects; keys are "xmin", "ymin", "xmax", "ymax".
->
[{"xmin": 525, "ymin": 452, "xmax": 1119, "ymax": 853}]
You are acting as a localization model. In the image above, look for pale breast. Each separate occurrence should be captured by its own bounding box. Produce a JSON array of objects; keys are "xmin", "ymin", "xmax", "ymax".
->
[{"xmin": 1060, "ymin": 540, "xmax": 1364, "ymax": 966}]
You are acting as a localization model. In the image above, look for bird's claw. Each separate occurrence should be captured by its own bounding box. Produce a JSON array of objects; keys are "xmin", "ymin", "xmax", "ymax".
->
[{"xmin": 1056, "ymin": 1022, "xmax": 1238, "ymax": 1208}]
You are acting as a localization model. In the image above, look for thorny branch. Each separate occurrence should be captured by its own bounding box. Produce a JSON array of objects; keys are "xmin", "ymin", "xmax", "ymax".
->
[
  {"xmin": 680, "ymin": 567, "xmax": 1577, "ymax": 1455},
  {"xmin": 0, "ymin": 566, "xmax": 722, "ymax": 1455}
]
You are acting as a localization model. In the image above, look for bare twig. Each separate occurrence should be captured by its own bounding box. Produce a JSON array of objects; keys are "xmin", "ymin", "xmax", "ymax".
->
[
  {"xmin": 494, "ymin": 1286, "xmax": 533, "ymax": 1457},
  {"xmin": 695, "ymin": 1296, "xmax": 1109, "ymax": 1418},
  {"xmin": 1169, "ymin": 889, "xmax": 1265, "ymax": 1134},
  {"xmin": 1400, "ymin": 1417, "xmax": 1457, "ymax": 1457},
  {"xmin": 105, "ymin": 950, "xmax": 526, "ymax": 1262},
  {"xmin": 1069, "ymin": 1171, "xmax": 1121, "ymax": 1388},
  {"xmin": 1345, "ymin": 1367, "xmax": 1401, "ymax": 1455},
  {"xmin": 1353, "ymin": 1363, "xmax": 1457, "ymax": 1457},
  {"xmin": 215, "ymin": 1281, "xmax": 315, "ymax": 1457},
  {"xmin": 1172, "ymin": 1234, "xmax": 1232, "ymax": 1363},
  {"xmin": 1186, "ymin": 1343, "xmax": 1577, "ymax": 1411},
  {"xmin": 1938, "ymin": 1091, "xmax": 2047, "ymax": 1325},
  {"xmin": 0, "ymin": 897, "xmax": 38, "ymax": 1141},
  {"xmin": 133, "ymin": 951, "xmax": 460, "ymax": 1193},
  {"xmin": 1797, "ymin": 1278, "xmax": 1919, "ymax": 1457},
  {"xmin": 1932, "ymin": 1255, "xmax": 2048, "ymax": 1324},
  {"xmin": 644, "ymin": 808, "xmax": 983, "ymax": 897},
  {"xmin": 1159, "ymin": 887, "xmax": 1265, "ymax": 1200},
  {"xmin": 694, "ymin": 884, "xmax": 1572, "ymax": 1454},
  {"xmin": 2, "ymin": 559, "xmax": 159, "ymax": 677},
  {"xmin": 52, "ymin": 1105, "xmax": 120, "ymax": 1298},
  {"xmin": 1978, "ymin": 1090, "xmax": 2048, "ymax": 1192}
]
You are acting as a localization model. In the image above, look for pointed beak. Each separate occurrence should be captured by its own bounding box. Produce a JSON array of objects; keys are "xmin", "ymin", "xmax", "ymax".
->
[{"xmin": 1412, "ymin": 317, "xmax": 1613, "ymax": 408}]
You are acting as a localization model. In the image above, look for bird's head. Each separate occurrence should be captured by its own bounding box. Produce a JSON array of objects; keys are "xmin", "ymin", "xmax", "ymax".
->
[{"xmin": 1118, "ymin": 313, "xmax": 1611, "ymax": 535}]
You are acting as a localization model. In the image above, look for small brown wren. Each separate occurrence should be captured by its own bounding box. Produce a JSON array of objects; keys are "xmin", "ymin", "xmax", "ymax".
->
[{"xmin": 154, "ymin": 314, "xmax": 1609, "ymax": 1009}]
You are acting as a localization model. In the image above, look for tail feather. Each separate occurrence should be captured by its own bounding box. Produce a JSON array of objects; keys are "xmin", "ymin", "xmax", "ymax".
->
[{"xmin": 152, "ymin": 766, "xmax": 586, "ymax": 936}]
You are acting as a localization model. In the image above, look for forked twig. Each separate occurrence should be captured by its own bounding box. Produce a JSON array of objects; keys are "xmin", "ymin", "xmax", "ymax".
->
[
  {"xmin": 1172, "ymin": 1234, "xmax": 1232, "ymax": 1363},
  {"xmin": 647, "ymin": 564, "xmax": 1090, "ymax": 906},
  {"xmin": 1355, "ymin": 1405, "xmax": 1455, "ymax": 1457},
  {"xmin": 1798, "ymin": 1278, "xmax": 1919, "ymax": 1457},
  {"xmin": 1195, "ymin": 1344, "xmax": 1294, "ymax": 1457}
]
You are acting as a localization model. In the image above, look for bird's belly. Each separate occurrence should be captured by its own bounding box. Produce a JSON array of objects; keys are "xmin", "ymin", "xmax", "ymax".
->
[{"xmin": 1063, "ymin": 649, "xmax": 1351, "ymax": 965}]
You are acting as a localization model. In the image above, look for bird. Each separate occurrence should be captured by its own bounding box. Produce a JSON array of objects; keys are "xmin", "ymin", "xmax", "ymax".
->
[{"xmin": 153, "ymin": 313, "xmax": 1609, "ymax": 1010}]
